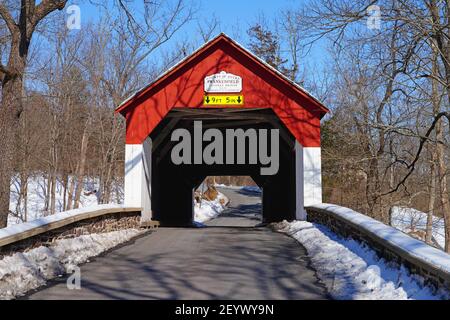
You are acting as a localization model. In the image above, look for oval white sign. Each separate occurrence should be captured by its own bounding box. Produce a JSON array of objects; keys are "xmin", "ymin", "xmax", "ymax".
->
[{"xmin": 204, "ymin": 71, "xmax": 242, "ymax": 93}]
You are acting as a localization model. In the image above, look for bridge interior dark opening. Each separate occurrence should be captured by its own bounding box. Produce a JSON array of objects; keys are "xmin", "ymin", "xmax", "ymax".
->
[{"xmin": 150, "ymin": 108, "xmax": 297, "ymax": 226}]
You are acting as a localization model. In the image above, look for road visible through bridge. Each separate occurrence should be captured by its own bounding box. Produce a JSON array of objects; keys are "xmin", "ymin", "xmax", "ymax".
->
[{"xmin": 27, "ymin": 187, "xmax": 329, "ymax": 300}]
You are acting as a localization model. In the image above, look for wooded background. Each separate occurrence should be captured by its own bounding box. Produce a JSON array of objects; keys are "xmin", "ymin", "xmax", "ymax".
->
[{"xmin": 0, "ymin": 1, "xmax": 449, "ymax": 251}]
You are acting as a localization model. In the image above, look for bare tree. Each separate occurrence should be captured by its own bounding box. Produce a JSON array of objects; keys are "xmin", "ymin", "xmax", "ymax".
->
[
  {"xmin": 279, "ymin": 10, "xmax": 303, "ymax": 81},
  {"xmin": 0, "ymin": 0, "xmax": 68, "ymax": 227},
  {"xmin": 293, "ymin": 0, "xmax": 450, "ymax": 249},
  {"xmin": 247, "ymin": 23, "xmax": 286, "ymax": 71},
  {"xmin": 197, "ymin": 15, "xmax": 219, "ymax": 43},
  {"xmin": 80, "ymin": 2, "xmax": 194, "ymax": 204}
]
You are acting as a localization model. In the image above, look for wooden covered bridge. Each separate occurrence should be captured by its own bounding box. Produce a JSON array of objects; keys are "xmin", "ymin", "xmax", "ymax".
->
[{"xmin": 115, "ymin": 33, "xmax": 328, "ymax": 226}]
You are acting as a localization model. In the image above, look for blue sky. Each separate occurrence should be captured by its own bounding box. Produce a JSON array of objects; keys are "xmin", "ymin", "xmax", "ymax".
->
[
  {"xmin": 77, "ymin": 0, "xmax": 300, "ymax": 42},
  {"xmin": 194, "ymin": 0, "xmax": 297, "ymax": 37},
  {"xmin": 70, "ymin": 0, "xmax": 329, "ymax": 85}
]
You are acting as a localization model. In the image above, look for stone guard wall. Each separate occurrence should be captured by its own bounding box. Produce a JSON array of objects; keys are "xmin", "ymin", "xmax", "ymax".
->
[
  {"xmin": 0, "ymin": 211, "xmax": 141, "ymax": 258},
  {"xmin": 307, "ymin": 205, "xmax": 450, "ymax": 292}
]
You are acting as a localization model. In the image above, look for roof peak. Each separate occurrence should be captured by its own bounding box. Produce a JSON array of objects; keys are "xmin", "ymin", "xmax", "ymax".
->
[{"xmin": 116, "ymin": 33, "xmax": 328, "ymax": 116}]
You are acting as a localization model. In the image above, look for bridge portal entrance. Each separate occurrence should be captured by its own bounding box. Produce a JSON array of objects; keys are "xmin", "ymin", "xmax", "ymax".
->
[{"xmin": 116, "ymin": 34, "xmax": 328, "ymax": 226}]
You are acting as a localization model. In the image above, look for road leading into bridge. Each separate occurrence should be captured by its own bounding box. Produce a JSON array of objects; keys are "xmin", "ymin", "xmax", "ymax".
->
[{"xmin": 26, "ymin": 187, "xmax": 329, "ymax": 300}]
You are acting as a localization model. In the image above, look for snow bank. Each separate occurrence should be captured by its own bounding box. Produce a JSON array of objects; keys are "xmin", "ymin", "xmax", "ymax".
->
[
  {"xmin": 0, "ymin": 229, "xmax": 142, "ymax": 300},
  {"xmin": 391, "ymin": 206, "xmax": 445, "ymax": 250},
  {"xmin": 214, "ymin": 184, "xmax": 242, "ymax": 190},
  {"xmin": 194, "ymin": 192, "xmax": 229, "ymax": 223},
  {"xmin": 274, "ymin": 220, "xmax": 448, "ymax": 300},
  {"xmin": 310, "ymin": 204, "xmax": 450, "ymax": 275}
]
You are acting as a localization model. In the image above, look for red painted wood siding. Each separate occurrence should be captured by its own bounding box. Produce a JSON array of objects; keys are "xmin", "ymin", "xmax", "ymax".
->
[{"xmin": 120, "ymin": 35, "xmax": 326, "ymax": 147}]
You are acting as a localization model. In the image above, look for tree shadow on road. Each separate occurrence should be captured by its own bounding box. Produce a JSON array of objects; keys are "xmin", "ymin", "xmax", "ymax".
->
[
  {"xmin": 235, "ymin": 188, "xmax": 262, "ymax": 198},
  {"xmin": 24, "ymin": 225, "xmax": 331, "ymax": 300},
  {"xmin": 217, "ymin": 204, "xmax": 262, "ymax": 222}
]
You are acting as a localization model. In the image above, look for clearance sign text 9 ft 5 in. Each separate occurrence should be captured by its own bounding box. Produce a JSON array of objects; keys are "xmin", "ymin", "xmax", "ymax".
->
[{"xmin": 203, "ymin": 95, "xmax": 244, "ymax": 106}]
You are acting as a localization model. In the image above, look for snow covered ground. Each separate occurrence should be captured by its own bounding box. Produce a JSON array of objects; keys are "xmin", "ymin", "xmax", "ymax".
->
[
  {"xmin": 274, "ymin": 220, "xmax": 449, "ymax": 300},
  {"xmin": 8, "ymin": 175, "xmax": 123, "ymax": 225},
  {"xmin": 391, "ymin": 206, "xmax": 445, "ymax": 250},
  {"xmin": 0, "ymin": 229, "xmax": 142, "ymax": 300},
  {"xmin": 194, "ymin": 192, "xmax": 229, "ymax": 223}
]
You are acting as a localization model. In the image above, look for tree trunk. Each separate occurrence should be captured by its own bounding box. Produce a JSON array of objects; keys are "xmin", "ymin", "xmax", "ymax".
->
[
  {"xmin": 0, "ymin": 76, "xmax": 23, "ymax": 227},
  {"xmin": 23, "ymin": 176, "xmax": 28, "ymax": 222},
  {"xmin": 426, "ymin": 155, "xmax": 436, "ymax": 245},
  {"xmin": 436, "ymin": 116, "xmax": 450, "ymax": 252},
  {"xmin": 44, "ymin": 171, "xmax": 51, "ymax": 213},
  {"xmin": 62, "ymin": 173, "xmax": 68, "ymax": 211},
  {"xmin": 66, "ymin": 176, "xmax": 75, "ymax": 211},
  {"xmin": 429, "ymin": 39, "xmax": 450, "ymax": 252},
  {"xmin": 18, "ymin": 171, "xmax": 28, "ymax": 222},
  {"xmin": 366, "ymin": 153, "xmax": 383, "ymax": 222},
  {"xmin": 73, "ymin": 127, "xmax": 90, "ymax": 209},
  {"xmin": 50, "ymin": 172, "xmax": 56, "ymax": 214}
]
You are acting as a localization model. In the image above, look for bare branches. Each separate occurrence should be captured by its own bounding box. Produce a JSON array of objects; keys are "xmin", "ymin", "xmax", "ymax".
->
[
  {"xmin": 297, "ymin": 0, "xmax": 379, "ymax": 47},
  {"xmin": 33, "ymin": 0, "xmax": 67, "ymax": 27},
  {"xmin": 301, "ymin": 0, "xmax": 450, "ymax": 234},
  {"xmin": 0, "ymin": 3, "xmax": 17, "ymax": 34},
  {"xmin": 383, "ymin": 112, "xmax": 450, "ymax": 196},
  {"xmin": 0, "ymin": 63, "xmax": 11, "ymax": 77},
  {"xmin": 197, "ymin": 15, "xmax": 219, "ymax": 43}
]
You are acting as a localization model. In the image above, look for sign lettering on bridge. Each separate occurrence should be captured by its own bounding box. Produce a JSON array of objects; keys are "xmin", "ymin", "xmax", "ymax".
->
[
  {"xmin": 203, "ymin": 95, "xmax": 244, "ymax": 106},
  {"xmin": 204, "ymin": 71, "xmax": 242, "ymax": 93}
]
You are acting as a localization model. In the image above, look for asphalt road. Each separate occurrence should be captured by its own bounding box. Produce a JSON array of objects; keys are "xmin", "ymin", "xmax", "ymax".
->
[{"xmin": 27, "ymin": 187, "xmax": 329, "ymax": 300}]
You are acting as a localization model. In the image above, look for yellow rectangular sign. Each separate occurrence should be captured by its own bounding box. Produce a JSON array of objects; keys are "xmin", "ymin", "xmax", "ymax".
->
[{"xmin": 204, "ymin": 95, "xmax": 244, "ymax": 106}]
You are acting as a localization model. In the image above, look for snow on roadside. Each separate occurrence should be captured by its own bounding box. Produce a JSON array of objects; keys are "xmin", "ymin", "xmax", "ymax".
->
[
  {"xmin": 273, "ymin": 220, "xmax": 448, "ymax": 300},
  {"xmin": 214, "ymin": 184, "xmax": 242, "ymax": 190},
  {"xmin": 0, "ymin": 229, "xmax": 142, "ymax": 300},
  {"xmin": 194, "ymin": 192, "xmax": 229, "ymax": 223}
]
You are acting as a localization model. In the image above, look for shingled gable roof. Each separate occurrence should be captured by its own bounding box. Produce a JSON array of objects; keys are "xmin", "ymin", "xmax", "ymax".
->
[{"xmin": 115, "ymin": 33, "xmax": 329, "ymax": 116}]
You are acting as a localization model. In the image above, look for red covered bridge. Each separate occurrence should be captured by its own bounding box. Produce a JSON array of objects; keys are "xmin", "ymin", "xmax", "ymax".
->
[{"xmin": 116, "ymin": 33, "xmax": 328, "ymax": 226}]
